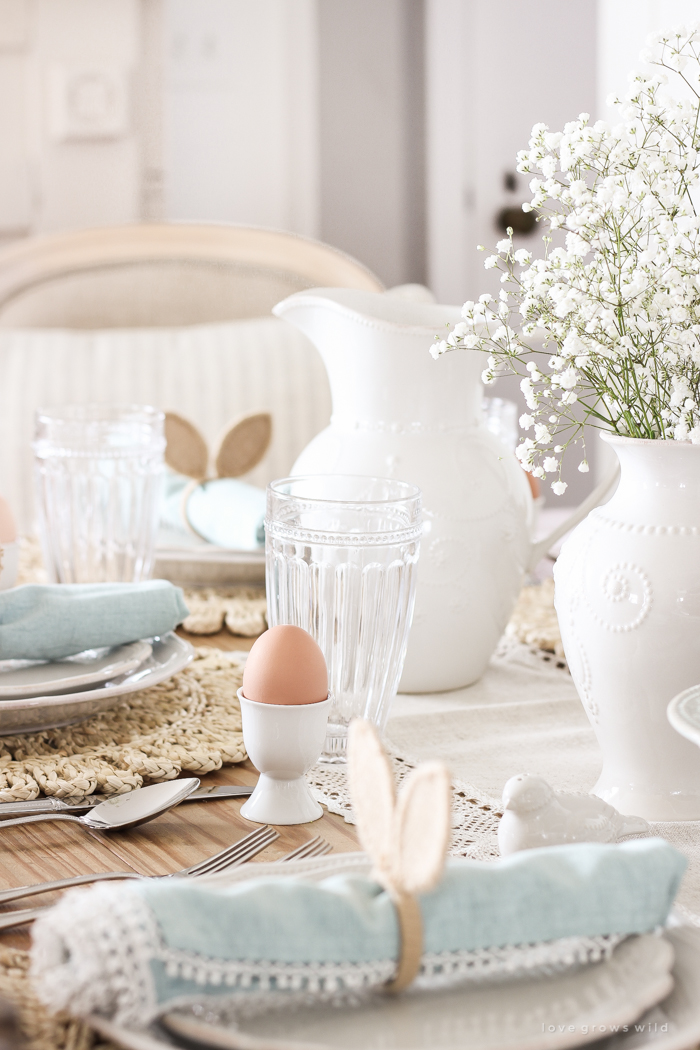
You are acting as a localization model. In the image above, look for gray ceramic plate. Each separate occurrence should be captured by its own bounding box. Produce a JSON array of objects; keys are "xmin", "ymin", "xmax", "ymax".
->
[
  {"xmin": 154, "ymin": 539, "xmax": 265, "ymax": 587},
  {"xmin": 668, "ymin": 685, "xmax": 700, "ymax": 748},
  {"xmin": 86, "ymin": 924, "xmax": 700, "ymax": 1050},
  {"xmin": 0, "ymin": 633, "xmax": 194, "ymax": 734},
  {"xmin": 0, "ymin": 640, "xmax": 153, "ymax": 699}
]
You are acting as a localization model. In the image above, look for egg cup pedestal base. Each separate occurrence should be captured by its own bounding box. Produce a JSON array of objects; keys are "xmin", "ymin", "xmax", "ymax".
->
[
  {"xmin": 238, "ymin": 690, "xmax": 331, "ymax": 826},
  {"xmin": 241, "ymin": 774, "xmax": 322, "ymax": 825}
]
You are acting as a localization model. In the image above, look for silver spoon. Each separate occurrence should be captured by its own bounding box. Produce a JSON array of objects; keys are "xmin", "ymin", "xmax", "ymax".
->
[{"xmin": 0, "ymin": 778, "xmax": 200, "ymax": 834}]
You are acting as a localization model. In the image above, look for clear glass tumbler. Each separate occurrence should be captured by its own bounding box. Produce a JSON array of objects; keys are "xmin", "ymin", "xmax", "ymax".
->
[
  {"xmin": 265, "ymin": 475, "xmax": 422, "ymax": 761},
  {"xmin": 34, "ymin": 404, "xmax": 165, "ymax": 583}
]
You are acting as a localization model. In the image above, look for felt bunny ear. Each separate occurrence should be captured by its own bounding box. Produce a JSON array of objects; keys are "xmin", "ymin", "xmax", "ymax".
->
[
  {"xmin": 348, "ymin": 720, "xmax": 452, "ymax": 995},
  {"xmin": 164, "ymin": 413, "xmax": 209, "ymax": 480},
  {"xmin": 348, "ymin": 719, "xmax": 396, "ymax": 883},
  {"xmin": 391, "ymin": 763, "xmax": 451, "ymax": 895},
  {"xmin": 215, "ymin": 413, "xmax": 272, "ymax": 478}
]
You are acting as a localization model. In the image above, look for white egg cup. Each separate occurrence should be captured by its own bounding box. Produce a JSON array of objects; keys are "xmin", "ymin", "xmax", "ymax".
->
[{"xmin": 238, "ymin": 688, "xmax": 331, "ymax": 825}]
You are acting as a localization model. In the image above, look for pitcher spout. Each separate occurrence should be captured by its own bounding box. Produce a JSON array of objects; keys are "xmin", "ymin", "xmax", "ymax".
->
[
  {"xmin": 273, "ymin": 287, "xmax": 462, "ymax": 334},
  {"xmin": 273, "ymin": 288, "xmax": 482, "ymax": 429}
]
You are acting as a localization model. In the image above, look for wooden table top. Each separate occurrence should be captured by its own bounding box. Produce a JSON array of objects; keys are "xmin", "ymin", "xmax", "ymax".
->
[{"xmin": 0, "ymin": 626, "xmax": 360, "ymax": 951}]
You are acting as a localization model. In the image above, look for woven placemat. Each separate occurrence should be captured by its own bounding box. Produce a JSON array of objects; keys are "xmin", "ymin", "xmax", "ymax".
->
[
  {"xmin": 0, "ymin": 945, "xmax": 115, "ymax": 1050},
  {"xmin": 505, "ymin": 577, "xmax": 564, "ymax": 660},
  {"xmin": 181, "ymin": 587, "xmax": 267, "ymax": 637},
  {"xmin": 6, "ymin": 536, "xmax": 563, "ymax": 805},
  {"xmin": 0, "ymin": 647, "xmax": 246, "ymax": 803}
]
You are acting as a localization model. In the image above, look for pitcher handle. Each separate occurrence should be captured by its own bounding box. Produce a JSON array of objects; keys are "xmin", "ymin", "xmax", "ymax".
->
[{"xmin": 526, "ymin": 463, "xmax": 620, "ymax": 572}]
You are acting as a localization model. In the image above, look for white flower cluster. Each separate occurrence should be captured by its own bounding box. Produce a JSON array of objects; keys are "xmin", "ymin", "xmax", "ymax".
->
[{"xmin": 431, "ymin": 26, "xmax": 700, "ymax": 493}]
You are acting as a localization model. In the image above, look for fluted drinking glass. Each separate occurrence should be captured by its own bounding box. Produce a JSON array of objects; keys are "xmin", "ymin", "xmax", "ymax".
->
[
  {"xmin": 34, "ymin": 404, "xmax": 165, "ymax": 583},
  {"xmin": 265, "ymin": 475, "xmax": 422, "ymax": 761}
]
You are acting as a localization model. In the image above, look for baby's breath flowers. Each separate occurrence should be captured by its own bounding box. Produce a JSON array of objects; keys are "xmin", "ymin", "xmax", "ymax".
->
[{"xmin": 431, "ymin": 26, "xmax": 700, "ymax": 494}]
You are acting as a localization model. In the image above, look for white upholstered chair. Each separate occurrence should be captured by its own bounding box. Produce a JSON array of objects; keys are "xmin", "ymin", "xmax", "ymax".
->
[
  {"xmin": 0, "ymin": 223, "xmax": 383, "ymax": 328},
  {"xmin": 0, "ymin": 224, "xmax": 384, "ymax": 534}
]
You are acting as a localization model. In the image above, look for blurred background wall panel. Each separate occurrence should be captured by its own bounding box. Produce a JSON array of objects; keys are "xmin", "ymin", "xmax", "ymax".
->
[{"xmin": 0, "ymin": 0, "xmax": 695, "ymax": 504}]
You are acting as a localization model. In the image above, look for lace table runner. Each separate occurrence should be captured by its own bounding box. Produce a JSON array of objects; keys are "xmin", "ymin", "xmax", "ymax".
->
[
  {"xmin": 380, "ymin": 635, "xmax": 700, "ymax": 923},
  {"xmin": 309, "ymin": 751, "xmax": 502, "ymax": 861}
]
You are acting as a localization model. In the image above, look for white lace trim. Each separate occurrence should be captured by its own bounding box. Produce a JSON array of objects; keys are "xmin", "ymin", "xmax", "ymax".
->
[
  {"xmin": 417, "ymin": 933, "xmax": 622, "ymax": 985},
  {"xmin": 160, "ymin": 946, "xmax": 395, "ymax": 994},
  {"xmin": 157, "ymin": 932, "xmax": 623, "ymax": 1001},
  {"xmin": 166, "ymin": 935, "xmax": 628, "ymax": 1027},
  {"xmin": 31, "ymin": 882, "xmax": 159, "ymax": 1027}
]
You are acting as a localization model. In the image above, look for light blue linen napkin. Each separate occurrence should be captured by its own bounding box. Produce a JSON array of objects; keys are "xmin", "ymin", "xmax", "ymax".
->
[
  {"xmin": 30, "ymin": 838, "xmax": 685, "ymax": 1026},
  {"xmin": 0, "ymin": 581, "xmax": 189, "ymax": 660}
]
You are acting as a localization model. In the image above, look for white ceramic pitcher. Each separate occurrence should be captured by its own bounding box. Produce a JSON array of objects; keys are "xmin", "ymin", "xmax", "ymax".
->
[{"xmin": 273, "ymin": 289, "xmax": 615, "ymax": 692}]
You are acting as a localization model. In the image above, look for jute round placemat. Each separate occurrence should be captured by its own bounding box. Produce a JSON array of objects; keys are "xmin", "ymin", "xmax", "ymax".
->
[
  {"xmin": 180, "ymin": 587, "xmax": 267, "ymax": 637},
  {"xmin": 505, "ymin": 577, "xmax": 564, "ymax": 661},
  {"xmin": 0, "ymin": 944, "xmax": 118, "ymax": 1050},
  {"xmin": 0, "ymin": 647, "xmax": 246, "ymax": 804}
]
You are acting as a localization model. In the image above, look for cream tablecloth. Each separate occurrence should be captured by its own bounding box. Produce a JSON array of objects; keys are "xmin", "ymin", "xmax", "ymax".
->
[{"xmin": 380, "ymin": 640, "xmax": 700, "ymax": 922}]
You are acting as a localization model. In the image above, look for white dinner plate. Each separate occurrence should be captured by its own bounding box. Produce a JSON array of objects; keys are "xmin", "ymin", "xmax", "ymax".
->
[
  {"xmin": 88, "ymin": 925, "xmax": 700, "ymax": 1050},
  {"xmin": 0, "ymin": 633, "xmax": 194, "ymax": 735},
  {"xmin": 0, "ymin": 640, "xmax": 153, "ymax": 699},
  {"xmin": 154, "ymin": 543, "xmax": 265, "ymax": 587},
  {"xmin": 668, "ymin": 685, "xmax": 700, "ymax": 748}
]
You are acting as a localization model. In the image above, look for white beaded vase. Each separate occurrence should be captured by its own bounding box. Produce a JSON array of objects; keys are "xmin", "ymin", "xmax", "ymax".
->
[{"xmin": 554, "ymin": 433, "xmax": 700, "ymax": 821}]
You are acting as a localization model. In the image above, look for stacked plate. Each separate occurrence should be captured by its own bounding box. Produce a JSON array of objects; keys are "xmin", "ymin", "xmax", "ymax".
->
[
  {"xmin": 150, "ymin": 928, "xmax": 700, "ymax": 1050},
  {"xmin": 94, "ymin": 921, "xmax": 700, "ymax": 1050},
  {"xmin": 0, "ymin": 633, "xmax": 194, "ymax": 735}
]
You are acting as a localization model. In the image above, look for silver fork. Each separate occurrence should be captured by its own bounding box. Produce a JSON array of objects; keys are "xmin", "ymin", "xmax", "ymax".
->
[
  {"xmin": 0, "ymin": 832, "xmax": 333, "ymax": 930},
  {"xmin": 0, "ymin": 823, "xmax": 278, "ymax": 913},
  {"xmin": 278, "ymin": 835, "xmax": 332, "ymax": 862}
]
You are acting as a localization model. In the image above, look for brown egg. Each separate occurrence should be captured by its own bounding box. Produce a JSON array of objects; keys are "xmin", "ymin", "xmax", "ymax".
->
[
  {"xmin": 0, "ymin": 499, "xmax": 16, "ymax": 545},
  {"xmin": 242, "ymin": 625, "xmax": 328, "ymax": 705}
]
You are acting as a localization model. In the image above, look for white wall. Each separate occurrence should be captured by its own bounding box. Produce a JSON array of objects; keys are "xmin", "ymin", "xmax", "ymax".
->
[
  {"xmin": 0, "ymin": 0, "xmax": 427, "ymax": 282},
  {"xmin": 318, "ymin": 0, "xmax": 425, "ymax": 287},
  {"xmin": 0, "ymin": 0, "xmax": 322, "ymax": 240},
  {"xmin": 598, "ymin": 0, "xmax": 700, "ymax": 115},
  {"xmin": 426, "ymin": 0, "xmax": 598, "ymax": 505},
  {"xmin": 162, "ymin": 0, "xmax": 319, "ymax": 237},
  {"xmin": 0, "ymin": 0, "xmax": 143, "ymax": 238},
  {"xmin": 426, "ymin": 0, "xmax": 597, "ymax": 306}
]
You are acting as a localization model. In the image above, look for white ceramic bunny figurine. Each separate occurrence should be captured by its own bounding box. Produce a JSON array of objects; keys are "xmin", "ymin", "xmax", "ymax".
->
[{"xmin": 347, "ymin": 719, "xmax": 452, "ymax": 991}]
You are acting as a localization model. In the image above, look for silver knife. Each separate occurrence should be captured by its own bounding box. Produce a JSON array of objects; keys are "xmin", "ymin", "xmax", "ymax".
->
[{"xmin": 0, "ymin": 783, "xmax": 254, "ymax": 818}]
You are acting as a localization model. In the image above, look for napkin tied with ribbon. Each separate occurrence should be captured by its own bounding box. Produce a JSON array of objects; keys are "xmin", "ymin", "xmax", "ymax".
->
[{"xmin": 29, "ymin": 839, "xmax": 685, "ymax": 1027}]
